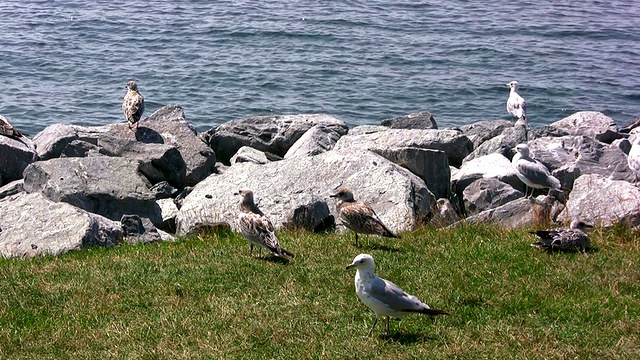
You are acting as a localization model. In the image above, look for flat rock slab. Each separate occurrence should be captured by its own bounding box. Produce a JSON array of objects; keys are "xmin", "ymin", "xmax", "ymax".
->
[
  {"xmin": 202, "ymin": 114, "xmax": 348, "ymax": 164},
  {"xmin": 0, "ymin": 192, "xmax": 123, "ymax": 259},
  {"xmin": 23, "ymin": 156, "xmax": 162, "ymax": 225},
  {"xmin": 560, "ymin": 174, "xmax": 640, "ymax": 227},
  {"xmin": 535, "ymin": 111, "xmax": 622, "ymax": 143},
  {"xmin": 334, "ymin": 128, "xmax": 473, "ymax": 167},
  {"xmin": 380, "ymin": 111, "xmax": 438, "ymax": 129},
  {"xmin": 176, "ymin": 149, "xmax": 434, "ymax": 236}
]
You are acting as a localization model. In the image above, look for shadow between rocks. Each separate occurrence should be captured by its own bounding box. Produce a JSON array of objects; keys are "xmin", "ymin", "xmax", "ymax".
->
[{"xmin": 135, "ymin": 126, "xmax": 164, "ymax": 144}]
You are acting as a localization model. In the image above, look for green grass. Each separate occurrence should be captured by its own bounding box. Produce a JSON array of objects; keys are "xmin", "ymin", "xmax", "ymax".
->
[{"xmin": 0, "ymin": 224, "xmax": 639, "ymax": 359}]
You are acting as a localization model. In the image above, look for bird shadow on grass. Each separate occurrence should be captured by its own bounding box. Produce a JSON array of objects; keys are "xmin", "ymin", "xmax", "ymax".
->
[
  {"xmin": 358, "ymin": 243, "xmax": 402, "ymax": 253},
  {"xmin": 256, "ymin": 255, "xmax": 291, "ymax": 265},
  {"xmin": 379, "ymin": 331, "xmax": 438, "ymax": 345}
]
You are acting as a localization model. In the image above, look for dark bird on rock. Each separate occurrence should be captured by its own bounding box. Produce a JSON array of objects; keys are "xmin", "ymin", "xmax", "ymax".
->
[
  {"xmin": 530, "ymin": 219, "xmax": 593, "ymax": 252},
  {"xmin": 346, "ymin": 254, "xmax": 449, "ymax": 336},
  {"xmin": 235, "ymin": 189, "xmax": 294, "ymax": 258},
  {"xmin": 122, "ymin": 80, "xmax": 145, "ymax": 130},
  {"xmin": 0, "ymin": 115, "xmax": 28, "ymax": 138},
  {"xmin": 330, "ymin": 187, "xmax": 399, "ymax": 247}
]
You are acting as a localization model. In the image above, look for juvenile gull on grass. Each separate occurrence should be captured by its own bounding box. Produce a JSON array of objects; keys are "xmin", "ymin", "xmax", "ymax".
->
[
  {"xmin": 346, "ymin": 254, "xmax": 448, "ymax": 336},
  {"xmin": 512, "ymin": 144, "xmax": 561, "ymax": 197},
  {"xmin": 235, "ymin": 189, "xmax": 294, "ymax": 258},
  {"xmin": 506, "ymin": 80, "xmax": 527, "ymax": 123},
  {"xmin": 330, "ymin": 187, "xmax": 399, "ymax": 247},
  {"xmin": 530, "ymin": 219, "xmax": 593, "ymax": 252},
  {"xmin": 0, "ymin": 115, "xmax": 28, "ymax": 138},
  {"xmin": 122, "ymin": 80, "xmax": 145, "ymax": 131}
]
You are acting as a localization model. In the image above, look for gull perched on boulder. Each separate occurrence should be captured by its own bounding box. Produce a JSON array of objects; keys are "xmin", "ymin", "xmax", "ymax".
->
[
  {"xmin": 506, "ymin": 81, "xmax": 527, "ymax": 124},
  {"xmin": 0, "ymin": 115, "xmax": 28, "ymax": 138},
  {"xmin": 346, "ymin": 254, "xmax": 449, "ymax": 336},
  {"xmin": 512, "ymin": 144, "xmax": 561, "ymax": 197},
  {"xmin": 235, "ymin": 189, "xmax": 294, "ymax": 258},
  {"xmin": 530, "ymin": 220, "xmax": 593, "ymax": 252},
  {"xmin": 330, "ymin": 187, "xmax": 399, "ymax": 247},
  {"xmin": 122, "ymin": 80, "xmax": 145, "ymax": 130},
  {"xmin": 627, "ymin": 135, "xmax": 640, "ymax": 182}
]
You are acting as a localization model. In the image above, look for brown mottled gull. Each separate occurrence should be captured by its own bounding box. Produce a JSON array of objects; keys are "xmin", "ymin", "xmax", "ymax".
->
[
  {"xmin": 530, "ymin": 220, "xmax": 592, "ymax": 252},
  {"xmin": 122, "ymin": 80, "xmax": 145, "ymax": 130}
]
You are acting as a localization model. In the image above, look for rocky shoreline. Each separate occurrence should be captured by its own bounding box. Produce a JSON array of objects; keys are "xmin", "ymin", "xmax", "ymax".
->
[{"xmin": 1, "ymin": 107, "xmax": 639, "ymax": 259}]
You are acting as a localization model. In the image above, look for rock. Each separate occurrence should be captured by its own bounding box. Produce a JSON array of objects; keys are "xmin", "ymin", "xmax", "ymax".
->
[
  {"xmin": 175, "ymin": 149, "xmax": 435, "ymax": 236},
  {"xmin": 535, "ymin": 111, "xmax": 623, "ymax": 143},
  {"xmin": 202, "ymin": 114, "xmax": 348, "ymax": 165},
  {"xmin": 157, "ymin": 198, "xmax": 179, "ymax": 232},
  {"xmin": 33, "ymin": 105, "xmax": 214, "ymax": 186},
  {"xmin": 150, "ymin": 181, "xmax": 178, "ymax": 199},
  {"xmin": 380, "ymin": 111, "xmax": 437, "ymax": 129},
  {"xmin": 0, "ymin": 133, "xmax": 38, "ymax": 183},
  {"xmin": 0, "ymin": 192, "xmax": 123, "ymax": 259},
  {"xmin": 334, "ymin": 129, "xmax": 473, "ymax": 167},
  {"xmin": 458, "ymin": 119, "xmax": 514, "ymax": 149},
  {"xmin": 0, "ymin": 180, "xmax": 24, "ymax": 201},
  {"xmin": 347, "ymin": 125, "xmax": 389, "ymax": 136},
  {"xmin": 559, "ymin": 174, "xmax": 640, "ymax": 227},
  {"xmin": 120, "ymin": 215, "xmax": 162, "ymax": 244},
  {"xmin": 612, "ymin": 138, "xmax": 631, "ymax": 155},
  {"xmin": 526, "ymin": 136, "xmax": 634, "ymax": 190},
  {"xmin": 451, "ymin": 153, "xmax": 522, "ymax": 194},
  {"xmin": 23, "ymin": 156, "xmax": 162, "ymax": 226},
  {"xmin": 230, "ymin": 146, "xmax": 270, "ymax": 165},
  {"xmin": 374, "ymin": 147, "xmax": 450, "ymax": 199},
  {"xmin": 462, "ymin": 124, "xmax": 529, "ymax": 163},
  {"xmin": 284, "ymin": 124, "xmax": 346, "ymax": 159},
  {"xmin": 463, "ymin": 178, "xmax": 524, "ymax": 216},
  {"xmin": 463, "ymin": 197, "xmax": 548, "ymax": 229}
]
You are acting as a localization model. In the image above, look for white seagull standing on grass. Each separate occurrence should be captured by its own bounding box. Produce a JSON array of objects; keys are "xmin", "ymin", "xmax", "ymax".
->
[
  {"xmin": 506, "ymin": 81, "xmax": 527, "ymax": 124},
  {"xmin": 512, "ymin": 144, "xmax": 561, "ymax": 197},
  {"xmin": 330, "ymin": 187, "xmax": 399, "ymax": 247},
  {"xmin": 346, "ymin": 254, "xmax": 448, "ymax": 337},
  {"xmin": 235, "ymin": 189, "xmax": 294, "ymax": 258}
]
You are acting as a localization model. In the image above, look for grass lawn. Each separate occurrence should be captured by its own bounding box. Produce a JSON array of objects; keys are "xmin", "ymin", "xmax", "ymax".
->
[{"xmin": 0, "ymin": 224, "xmax": 639, "ymax": 359}]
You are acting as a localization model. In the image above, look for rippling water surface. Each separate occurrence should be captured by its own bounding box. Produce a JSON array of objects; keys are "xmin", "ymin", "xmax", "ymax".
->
[{"xmin": 1, "ymin": 1, "xmax": 639, "ymax": 135}]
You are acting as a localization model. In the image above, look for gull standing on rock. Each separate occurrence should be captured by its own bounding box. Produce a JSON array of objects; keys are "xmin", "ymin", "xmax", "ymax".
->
[
  {"xmin": 530, "ymin": 219, "xmax": 593, "ymax": 252},
  {"xmin": 235, "ymin": 189, "xmax": 294, "ymax": 258},
  {"xmin": 506, "ymin": 81, "xmax": 527, "ymax": 123},
  {"xmin": 627, "ymin": 135, "xmax": 640, "ymax": 182},
  {"xmin": 346, "ymin": 254, "xmax": 449, "ymax": 336},
  {"xmin": 0, "ymin": 115, "xmax": 27, "ymax": 138},
  {"xmin": 122, "ymin": 80, "xmax": 145, "ymax": 130},
  {"xmin": 512, "ymin": 144, "xmax": 561, "ymax": 197},
  {"xmin": 330, "ymin": 187, "xmax": 399, "ymax": 247}
]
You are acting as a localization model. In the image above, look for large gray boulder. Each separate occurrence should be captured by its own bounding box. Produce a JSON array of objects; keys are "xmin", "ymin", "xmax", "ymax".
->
[
  {"xmin": 202, "ymin": 114, "xmax": 348, "ymax": 165},
  {"xmin": 463, "ymin": 197, "xmax": 554, "ymax": 229},
  {"xmin": 463, "ymin": 178, "xmax": 524, "ymax": 216},
  {"xmin": 23, "ymin": 157, "xmax": 162, "ymax": 225},
  {"xmin": 175, "ymin": 149, "xmax": 435, "ymax": 236},
  {"xmin": 458, "ymin": 119, "xmax": 515, "ymax": 149},
  {"xmin": 535, "ymin": 111, "xmax": 623, "ymax": 143},
  {"xmin": 526, "ymin": 136, "xmax": 634, "ymax": 190},
  {"xmin": 0, "ymin": 134, "xmax": 38, "ymax": 183},
  {"xmin": 334, "ymin": 129, "xmax": 473, "ymax": 167},
  {"xmin": 347, "ymin": 125, "xmax": 389, "ymax": 136},
  {"xmin": 451, "ymin": 153, "xmax": 522, "ymax": 194},
  {"xmin": 230, "ymin": 146, "xmax": 271, "ymax": 165},
  {"xmin": 559, "ymin": 174, "xmax": 640, "ymax": 227},
  {"xmin": 0, "ymin": 180, "xmax": 24, "ymax": 201},
  {"xmin": 380, "ymin": 111, "xmax": 437, "ymax": 129},
  {"xmin": 0, "ymin": 192, "xmax": 123, "ymax": 259},
  {"xmin": 462, "ymin": 124, "xmax": 529, "ymax": 163},
  {"xmin": 284, "ymin": 124, "xmax": 346, "ymax": 159},
  {"xmin": 32, "ymin": 105, "xmax": 214, "ymax": 186}
]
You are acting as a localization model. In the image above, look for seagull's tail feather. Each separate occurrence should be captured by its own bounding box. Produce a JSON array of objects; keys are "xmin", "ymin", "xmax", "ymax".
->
[
  {"xmin": 381, "ymin": 224, "xmax": 401, "ymax": 239},
  {"xmin": 420, "ymin": 308, "xmax": 449, "ymax": 317},
  {"xmin": 279, "ymin": 247, "xmax": 295, "ymax": 258}
]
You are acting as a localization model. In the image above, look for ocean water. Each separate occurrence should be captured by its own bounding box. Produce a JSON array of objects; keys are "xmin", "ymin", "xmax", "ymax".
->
[{"xmin": 1, "ymin": 0, "xmax": 639, "ymax": 136}]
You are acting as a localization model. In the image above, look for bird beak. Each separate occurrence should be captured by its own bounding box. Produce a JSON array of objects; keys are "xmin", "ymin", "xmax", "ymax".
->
[
  {"xmin": 345, "ymin": 263, "xmax": 354, "ymax": 270},
  {"xmin": 505, "ymin": 83, "xmax": 511, "ymax": 87}
]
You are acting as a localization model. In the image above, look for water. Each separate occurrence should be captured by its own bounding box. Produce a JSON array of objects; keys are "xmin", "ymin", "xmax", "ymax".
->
[{"xmin": 1, "ymin": 0, "xmax": 639, "ymax": 136}]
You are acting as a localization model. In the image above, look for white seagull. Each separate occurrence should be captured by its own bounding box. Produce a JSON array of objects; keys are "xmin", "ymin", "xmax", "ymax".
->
[
  {"xmin": 506, "ymin": 81, "xmax": 527, "ymax": 123},
  {"xmin": 330, "ymin": 187, "xmax": 399, "ymax": 247},
  {"xmin": 235, "ymin": 189, "xmax": 294, "ymax": 258},
  {"xmin": 346, "ymin": 254, "xmax": 448, "ymax": 336},
  {"xmin": 627, "ymin": 135, "xmax": 640, "ymax": 182},
  {"xmin": 512, "ymin": 144, "xmax": 561, "ymax": 197},
  {"xmin": 530, "ymin": 219, "xmax": 593, "ymax": 252}
]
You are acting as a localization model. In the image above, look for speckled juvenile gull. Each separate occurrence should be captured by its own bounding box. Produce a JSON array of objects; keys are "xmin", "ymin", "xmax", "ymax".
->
[
  {"xmin": 330, "ymin": 187, "xmax": 399, "ymax": 247},
  {"xmin": 0, "ymin": 114, "xmax": 27, "ymax": 138},
  {"xmin": 627, "ymin": 135, "xmax": 640, "ymax": 182},
  {"xmin": 122, "ymin": 80, "xmax": 145, "ymax": 130},
  {"xmin": 530, "ymin": 219, "xmax": 593, "ymax": 252},
  {"xmin": 346, "ymin": 254, "xmax": 448, "ymax": 336},
  {"xmin": 235, "ymin": 189, "xmax": 294, "ymax": 258},
  {"xmin": 506, "ymin": 81, "xmax": 527, "ymax": 122},
  {"xmin": 512, "ymin": 144, "xmax": 561, "ymax": 197}
]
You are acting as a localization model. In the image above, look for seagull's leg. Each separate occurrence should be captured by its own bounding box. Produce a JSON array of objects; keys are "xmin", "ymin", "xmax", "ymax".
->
[
  {"xmin": 385, "ymin": 316, "xmax": 390, "ymax": 336},
  {"xmin": 367, "ymin": 315, "xmax": 379, "ymax": 337},
  {"xmin": 249, "ymin": 244, "xmax": 253, "ymax": 256},
  {"xmin": 354, "ymin": 233, "xmax": 359, "ymax": 247}
]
